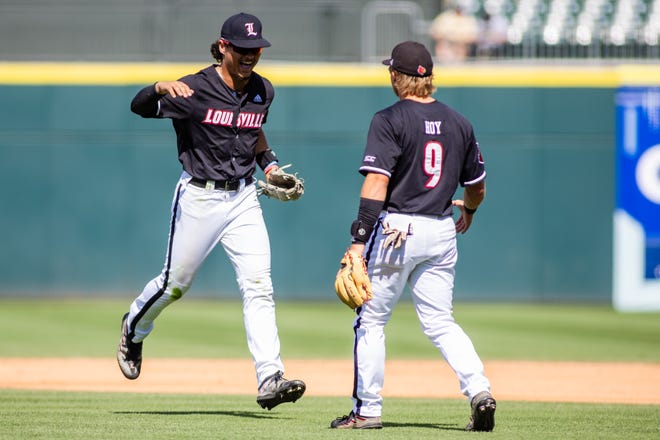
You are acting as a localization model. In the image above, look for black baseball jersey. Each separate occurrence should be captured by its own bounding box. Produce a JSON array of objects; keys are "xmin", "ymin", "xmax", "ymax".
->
[
  {"xmin": 359, "ymin": 99, "xmax": 485, "ymax": 217},
  {"xmin": 133, "ymin": 65, "xmax": 273, "ymax": 181}
]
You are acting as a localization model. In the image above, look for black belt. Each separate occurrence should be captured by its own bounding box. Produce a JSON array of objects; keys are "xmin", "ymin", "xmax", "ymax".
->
[{"xmin": 189, "ymin": 176, "xmax": 254, "ymax": 191}]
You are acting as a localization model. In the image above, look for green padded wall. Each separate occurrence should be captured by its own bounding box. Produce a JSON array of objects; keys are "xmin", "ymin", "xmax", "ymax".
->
[{"xmin": 0, "ymin": 84, "xmax": 614, "ymax": 301}]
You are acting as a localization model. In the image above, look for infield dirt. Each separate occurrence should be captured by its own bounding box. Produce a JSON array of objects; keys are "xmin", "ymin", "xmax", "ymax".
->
[{"xmin": 2, "ymin": 358, "xmax": 659, "ymax": 405}]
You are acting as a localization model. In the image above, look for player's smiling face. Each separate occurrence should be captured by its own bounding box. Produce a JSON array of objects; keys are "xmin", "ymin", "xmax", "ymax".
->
[{"xmin": 219, "ymin": 40, "xmax": 262, "ymax": 84}]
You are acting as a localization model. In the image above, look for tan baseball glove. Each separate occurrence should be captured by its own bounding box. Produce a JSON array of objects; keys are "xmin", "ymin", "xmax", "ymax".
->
[
  {"xmin": 257, "ymin": 164, "xmax": 304, "ymax": 201},
  {"xmin": 334, "ymin": 249, "xmax": 373, "ymax": 309}
]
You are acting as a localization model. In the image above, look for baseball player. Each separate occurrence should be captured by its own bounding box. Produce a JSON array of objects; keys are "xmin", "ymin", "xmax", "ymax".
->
[
  {"xmin": 330, "ymin": 41, "xmax": 496, "ymax": 430},
  {"xmin": 116, "ymin": 12, "xmax": 306, "ymax": 411}
]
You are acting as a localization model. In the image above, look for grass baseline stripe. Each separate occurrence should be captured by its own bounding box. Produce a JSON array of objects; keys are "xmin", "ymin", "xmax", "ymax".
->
[{"xmin": 1, "ymin": 62, "xmax": 659, "ymax": 87}]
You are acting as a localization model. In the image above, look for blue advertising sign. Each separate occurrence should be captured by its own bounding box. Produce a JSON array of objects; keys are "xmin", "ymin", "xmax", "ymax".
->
[{"xmin": 614, "ymin": 87, "xmax": 660, "ymax": 311}]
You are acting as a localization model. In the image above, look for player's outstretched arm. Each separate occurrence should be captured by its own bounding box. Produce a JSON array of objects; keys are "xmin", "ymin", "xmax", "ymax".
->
[{"xmin": 131, "ymin": 81, "xmax": 195, "ymax": 118}]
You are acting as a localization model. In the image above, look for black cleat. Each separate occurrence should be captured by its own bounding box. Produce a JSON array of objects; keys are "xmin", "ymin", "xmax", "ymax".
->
[
  {"xmin": 330, "ymin": 411, "xmax": 382, "ymax": 429},
  {"xmin": 117, "ymin": 313, "xmax": 142, "ymax": 380},
  {"xmin": 256, "ymin": 371, "xmax": 306, "ymax": 410},
  {"xmin": 466, "ymin": 391, "xmax": 496, "ymax": 432}
]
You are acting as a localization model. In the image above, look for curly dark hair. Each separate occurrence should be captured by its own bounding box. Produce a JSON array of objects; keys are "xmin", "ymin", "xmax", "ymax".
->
[{"xmin": 210, "ymin": 40, "xmax": 223, "ymax": 63}]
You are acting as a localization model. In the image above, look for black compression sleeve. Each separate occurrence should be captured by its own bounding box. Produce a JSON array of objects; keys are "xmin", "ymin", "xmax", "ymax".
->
[
  {"xmin": 350, "ymin": 197, "xmax": 384, "ymax": 243},
  {"xmin": 256, "ymin": 149, "xmax": 278, "ymax": 171},
  {"xmin": 130, "ymin": 84, "xmax": 161, "ymax": 117}
]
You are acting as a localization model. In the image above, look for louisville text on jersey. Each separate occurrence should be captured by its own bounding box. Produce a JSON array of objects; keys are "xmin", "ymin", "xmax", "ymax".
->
[{"xmin": 202, "ymin": 109, "xmax": 265, "ymax": 128}]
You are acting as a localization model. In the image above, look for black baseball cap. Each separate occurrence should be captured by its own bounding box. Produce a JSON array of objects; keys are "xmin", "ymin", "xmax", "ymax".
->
[
  {"xmin": 220, "ymin": 12, "xmax": 271, "ymax": 49},
  {"xmin": 382, "ymin": 41, "xmax": 433, "ymax": 77}
]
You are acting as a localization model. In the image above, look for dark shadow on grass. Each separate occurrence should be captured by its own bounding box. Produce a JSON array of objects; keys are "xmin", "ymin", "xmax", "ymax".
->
[
  {"xmin": 383, "ymin": 421, "xmax": 464, "ymax": 431},
  {"xmin": 113, "ymin": 410, "xmax": 281, "ymax": 419}
]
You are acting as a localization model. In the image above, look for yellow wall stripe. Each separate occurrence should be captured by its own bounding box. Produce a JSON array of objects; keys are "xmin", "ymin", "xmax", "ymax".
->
[{"xmin": 0, "ymin": 62, "xmax": 659, "ymax": 87}]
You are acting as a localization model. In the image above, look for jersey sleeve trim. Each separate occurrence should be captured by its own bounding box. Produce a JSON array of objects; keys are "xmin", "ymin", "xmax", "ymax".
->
[
  {"xmin": 359, "ymin": 166, "xmax": 391, "ymax": 178},
  {"xmin": 463, "ymin": 171, "xmax": 486, "ymax": 186}
]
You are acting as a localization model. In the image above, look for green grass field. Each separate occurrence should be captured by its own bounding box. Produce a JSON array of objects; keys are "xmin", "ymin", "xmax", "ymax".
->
[
  {"xmin": 2, "ymin": 390, "xmax": 659, "ymax": 440},
  {"xmin": 1, "ymin": 298, "xmax": 659, "ymax": 439}
]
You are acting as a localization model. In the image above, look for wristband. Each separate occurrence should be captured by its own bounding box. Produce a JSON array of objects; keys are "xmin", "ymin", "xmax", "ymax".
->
[
  {"xmin": 351, "ymin": 197, "xmax": 383, "ymax": 243},
  {"xmin": 351, "ymin": 220, "xmax": 374, "ymax": 244},
  {"xmin": 464, "ymin": 206, "xmax": 477, "ymax": 214}
]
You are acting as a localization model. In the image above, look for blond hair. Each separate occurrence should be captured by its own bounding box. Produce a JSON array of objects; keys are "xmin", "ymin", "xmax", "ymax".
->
[{"xmin": 393, "ymin": 72, "xmax": 436, "ymax": 98}]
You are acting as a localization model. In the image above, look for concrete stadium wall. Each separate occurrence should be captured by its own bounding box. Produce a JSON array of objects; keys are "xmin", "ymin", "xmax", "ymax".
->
[
  {"xmin": 0, "ymin": 63, "xmax": 638, "ymax": 302},
  {"xmin": 0, "ymin": 0, "xmax": 440, "ymax": 62}
]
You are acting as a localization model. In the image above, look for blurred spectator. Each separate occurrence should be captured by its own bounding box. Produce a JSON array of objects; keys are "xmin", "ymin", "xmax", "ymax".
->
[
  {"xmin": 476, "ymin": 11, "xmax": 508, "ymax": 58},
  {"xmin": 429, "ymin": 1, "xmax": 479, "ymax": 63}
]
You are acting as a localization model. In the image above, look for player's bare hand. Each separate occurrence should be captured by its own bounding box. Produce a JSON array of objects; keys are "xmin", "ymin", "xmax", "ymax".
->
[
  {"xmin": 452, "ymin": 199, "xmax": 473, "ymax": 234},
  {"xmin": 265, "ymin": 165, "xmax": 279, "ymax": 182},
  {"xmin": 155, "ymin": 81, "xmax": 194, "ymax": 98},
  {"xmin": 349, "ymin": 243, "xmax": 365, "ymax": 255}
]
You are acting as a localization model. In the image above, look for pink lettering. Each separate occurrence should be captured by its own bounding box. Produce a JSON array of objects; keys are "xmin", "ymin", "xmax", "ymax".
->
[
  {"xmin": 201, "ymin": 109, "xmax": 264, "ymax": 128},
  {"xmin": 202, "ymin": 109, "xmax": 214, "ymax": 123},
  {"xmin": 201, "ymin": 109, "xmax": 234, "ymax": 127},
  {"xmin": 236, "ymin": 112, "xmax": 263, "ymax": 128}
]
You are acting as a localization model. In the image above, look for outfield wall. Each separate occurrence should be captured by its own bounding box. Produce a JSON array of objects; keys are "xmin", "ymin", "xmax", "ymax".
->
[{"xmin": 1, "ymin": 63, "xmax": 657, "ymax": 301}]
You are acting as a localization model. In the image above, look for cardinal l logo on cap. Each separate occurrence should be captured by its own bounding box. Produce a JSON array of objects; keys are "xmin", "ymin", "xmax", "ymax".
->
[{"xmin": 245, "ymin": 23, "xmax": 257, "ymax": 37}]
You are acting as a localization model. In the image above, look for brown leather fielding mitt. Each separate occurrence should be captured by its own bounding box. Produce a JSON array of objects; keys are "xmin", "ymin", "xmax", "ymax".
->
[
  {"xmin": 257, "ymin": 165, "xmax": 304, "ymax": 201},
  {"xmin": 334, "ymin": 249, "xmax": 373, "ymax": 309}
]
